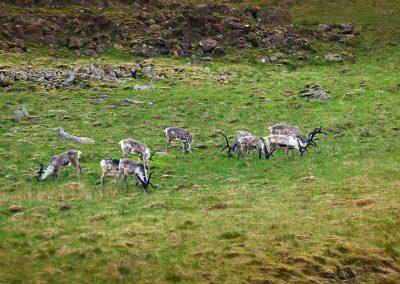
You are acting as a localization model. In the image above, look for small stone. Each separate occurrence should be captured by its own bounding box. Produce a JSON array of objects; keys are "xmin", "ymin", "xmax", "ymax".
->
[
  {"xmin": 10, "ymin": 127, "xmax": 19, "ymax": 133},
  {"xmin": 325, "ymin": 53, "xmax": 343, "ymax": 62},
  {"xmin": 132, "ymin": 85, "xmax": 155, "ymax": 91},
  {"xmin": 124, "ymin": 98, "xmax": 142, "ymax": 104},
  {"xmin": 261, "ymin": 55, "xmax": 278, "ymax": 63},
  {"xmin": 12, "ymin": 107, "xmax": 29, "ymax": 117},
  {"xmin": 300, "ymin": 83, "xmax": 332, "ymax": 101}
]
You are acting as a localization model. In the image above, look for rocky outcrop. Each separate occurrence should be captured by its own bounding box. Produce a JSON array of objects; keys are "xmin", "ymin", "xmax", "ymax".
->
[{"xmin": 0, "ymin": 1, "xmax": 357, "ymax": 58}]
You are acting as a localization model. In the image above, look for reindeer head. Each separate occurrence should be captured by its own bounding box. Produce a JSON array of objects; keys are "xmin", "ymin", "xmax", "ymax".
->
[
  {"xmin": 297, "ymin": 139, "xmax": 308, "ymax": 156},
  {"xmin": 136, "ymin": 171, "xmax": 154, "ymax": 190},
  {"xmin": 36, "ymin": 163, "xmax": 45, "ymax": 180},
  {"xmin": 219, "ymin": 132, "xmax": 234, "ymax": 156}
]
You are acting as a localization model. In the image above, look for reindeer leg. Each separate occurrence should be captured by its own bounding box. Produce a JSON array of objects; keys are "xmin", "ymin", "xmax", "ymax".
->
[
  {"xmin": 97, "ymin": 170, "xmax": 106, "ymax": 185},
  {"xmin": 114, "ymin": 173, "xmax": 123, "ymax": 189},
  {"xmin": 53, "ymin": 169, "xmax": 59, "ymax": 180},
  {"xmin": 166, "ymin": 139, "xmax": 172, "ymax": 153},
  {"xmin": 123, "ymin": 176, "xmax": 129, "ymax": 190}
]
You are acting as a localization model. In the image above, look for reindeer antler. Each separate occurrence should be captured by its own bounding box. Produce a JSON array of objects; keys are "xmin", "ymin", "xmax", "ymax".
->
[
  {"xmin": 218, "ymin": 132, "xmax": 231, "ymax": 153},
  {"xmin": 149, "ymin": 151, "xmax": 157, "ymax": 161}
]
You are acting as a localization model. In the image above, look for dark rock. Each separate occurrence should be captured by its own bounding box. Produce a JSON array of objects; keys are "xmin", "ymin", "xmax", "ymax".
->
[
  {"xmin": 0, "ymin": 75, "xmax": 13, "ymax": 87},
  {"xmin": 0, "ymin": 42, "xmax": 10, "ymax": 51},
  {"xmin": 133, "ymin": 44, "xmax": 161, "ymax": 57},
  {"xmin": 212, "ymin": 46, "xmax": 226, "ymax": 56},
  {"xmin": 337, "ymin": 266, "xmax": 356, "ymax": 280},
  {"xmin": 199, "ymin": 38, "xmax": 217, "ymax": 52},
  {"xmin": 257, "ymin": 7, "xmax": 293, "ymax": 25},
  {"xmin": 243, "ymin": 6, "xmax": 261, "ymax": 19}
]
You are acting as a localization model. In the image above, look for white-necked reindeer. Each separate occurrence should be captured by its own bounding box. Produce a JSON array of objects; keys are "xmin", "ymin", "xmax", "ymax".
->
[
  {"xmin": 268, "ymin": 124, "xmax": 326, "ymax": 153},
  {"xmin": 237, "ymin": 136, "xmax": 274, "ymax": 160},
  {"xmin": 264, "ymin": 127, "xmax": 326, "ymax": 156},
  {"xmin": 119, "ymin": 139, "xmax": 155, "ymax": 168},
  {"xmin": 36, "ymin": 150, "xmax": 82, "ymax": 180},
  {"xmin": 219, "ymin": 131, "xmax": 252, "ymax": 157},
  {"xmin": 114, "ymin": 158, "xmax": 154, "ymax": 191},
  {"xmin": 165, "ymin": 127, "xmax": 193, "ymax": 153},
  {"xmin": 97, "ymin": 159, "xmax": 120, "ymax": 185},
  {"xmin": 219, "ymin": 131, "xmax": 274, "ymax": 159}
]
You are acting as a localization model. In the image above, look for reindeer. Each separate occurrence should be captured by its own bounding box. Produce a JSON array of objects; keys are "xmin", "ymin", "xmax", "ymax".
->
[
  {"xmin": 119, "ymin": 139, "xmax": 155, "ymax": 168},
  {"xmin": 264, "ymin": 127, "xmax": 326, "ymax": 156},
  {"xmin": 36, "ymin": 150, "xmax": 82, "ymax": 180},
  {"xmin": 219, "ymin": 131, "xmax": 252, "ymax": 156},
  {"xmin": 164, "ymin": 127, "xmax": 193, "ymax": 153},
  {"xmin": 97, "ymin": 159, "xmax": 120, "ymax": 185},
  {"xmin": 268, "ymin": 124, "xmax": 326, "ymax": 153},
  {"xmin": 114, "ymin": 158, "xmax": 154, "ymax": 191},
  {"xmin": 236, "ymin": 136, "xmax": 275, "ymax": 160}
]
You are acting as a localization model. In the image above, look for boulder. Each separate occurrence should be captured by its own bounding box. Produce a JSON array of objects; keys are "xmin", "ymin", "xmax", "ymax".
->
[
  {"xmin": 257, "ymin": 7, "xmax": 293, "ymax": 25},
  {"xmin": 300, "ymin": 83, "xmax": 332, "ymax": 101},
  {"xmin": 325, "ymin": 53, "xmax": 343, "ymax": 62},
  {"xmin": 199, "ymin": 38, "xmax": 217, "ymax": 52},
  {"xmin": 133, "ymin": 44, "xmax": 161, "ymax": 57}
]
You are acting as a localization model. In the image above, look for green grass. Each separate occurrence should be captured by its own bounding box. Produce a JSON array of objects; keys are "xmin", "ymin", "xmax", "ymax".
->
[{"xmin": 1, "ymin": 0, "xmax": 400, "ymax": 282}]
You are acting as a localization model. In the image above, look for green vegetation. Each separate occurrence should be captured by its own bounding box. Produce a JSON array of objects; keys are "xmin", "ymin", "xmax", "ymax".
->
[{"xmin": 0, "ymin": 0, "xmax": 399, "ymax": 282}]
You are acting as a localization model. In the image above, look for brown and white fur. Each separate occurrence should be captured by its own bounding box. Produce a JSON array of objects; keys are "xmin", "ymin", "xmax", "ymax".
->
[
  {"xmin": 264, "ymin": 127, "xmax": 325, "ymax": 156},
  {"xmin": 114, "ymin": 158, "xmax": 153, "ymax": 191},
  {"xmin": 164, "ymin": 127, "xmax": 193, "ymax": 153},
  {"xmin": 97, "ymin": 159, "xmax": 120, "ymax": 185},
  {"xmin": 36, "ymin": 150, "xmax": 82, "ymax": 180},
  {"xmin": 268, "ymin": 124, "xmax": 305, "ymax": 141},
  {"xmin": 268, "ymin": 123, "xmax": 324, "ymax": 154},
  {"xmin": 119, "ymin": 139, "xmax": 153, "ymax": 167},
  {"xmin": 219, "ymin": 131, "xmax": 252, "ymax": 156},
  {"xmin": 237, "ymin": 135, "xmax": 274, "ymax": 159}
]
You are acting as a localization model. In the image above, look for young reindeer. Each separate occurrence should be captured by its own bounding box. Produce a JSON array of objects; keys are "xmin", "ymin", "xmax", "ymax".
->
[
  {"xmin": 236, "ymin": 136, "xmax": 275, "ymax": 160},
  {"xmin": 219, "ymin": 131, "xmax": 252, "ymax": 157},
  {"xmin": 97, "ymin": 159, "xmax": 120, "ymax": 185},
  {"xmin": 164, "ymin": 127, "xmax": 193, "ymax": 153},
  {"xmin": 264, "ymin": 127, "xmax": 326, "ymax": 156},
  {"xmin": 36, "ymin": 150, "xmax": 82, "ymax": 181},
  {"xmin": 114, "ymin": 158, "xmax": 154, "ymax": 191},
  {"xmin": 119, "ymin": 139, "xmax": 155, "ymax": 168}
]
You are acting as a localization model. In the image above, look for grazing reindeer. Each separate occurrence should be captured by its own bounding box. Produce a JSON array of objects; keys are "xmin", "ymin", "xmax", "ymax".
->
[
  {"xmin": 236, "ymin": 136, "xmax": 274, "ymax": 160},
  {"xmin": 119, "ymin": 139, "xmax": 155, "ymax": 168},
  {"xmin": 97, "ymin": 159, "xmax": 120, "ymax": 185},
  {"xmin": 268, "ymin": 124, "xmax": 326, "ymax": 149},
  {"xmin": 164, "ymin": 127, "xmax": 193, "ymax": 153},
  {"xmin": 219, "ymin": 131, "xmax": 252, "ymax": 156},
  {"xmin": 264, "ymin": 127, "xmax": 326, "ymax": 156},
  {"xmin": 114, "ymin": 158, "xmax": 154, "ymax": 191},
  {"xmin": 36, "ymin": 150, "xmax": 82, "ymax": 180}
]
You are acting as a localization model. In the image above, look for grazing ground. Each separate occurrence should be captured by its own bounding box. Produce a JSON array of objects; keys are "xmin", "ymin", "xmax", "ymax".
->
[{"xmin": 0, "ymin": 0, "xmax": 399, "ymax": 283}]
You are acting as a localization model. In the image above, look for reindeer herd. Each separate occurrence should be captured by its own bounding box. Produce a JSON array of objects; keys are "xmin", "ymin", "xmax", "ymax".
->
[{"xmin": 36, "ymin": 124, "xmax": 326, "ymax": 191}]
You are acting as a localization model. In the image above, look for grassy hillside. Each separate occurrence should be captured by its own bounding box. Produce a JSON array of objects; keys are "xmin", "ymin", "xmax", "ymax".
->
[{"xmin": 0, "ymin": 0, "xmax": 399, "ymax": 282}]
